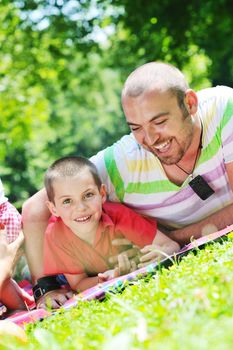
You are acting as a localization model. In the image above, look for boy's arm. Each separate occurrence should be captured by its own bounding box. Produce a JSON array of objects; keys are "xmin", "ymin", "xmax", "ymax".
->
[
  {"xmin": 36, "ymin": 288, "xmax": 73, "ymax": 309},
  {"xmin": 38, "ymin": 271, "xmax": 120, "ymax": 308},
  {"xmin": 65, "ymin": 273, "xmax": 99, "ymax": 292},
  {"xmin": 66, "ymin": 269, "xmax": 120, "ymax": 290},
  {"xmin": 138, "ymin": 229, "xmax": 180, "ymax": 268}
]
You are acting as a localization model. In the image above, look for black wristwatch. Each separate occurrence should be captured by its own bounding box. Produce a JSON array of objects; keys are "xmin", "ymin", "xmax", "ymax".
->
[{"xmin": 32, "ymin": 276, "xmax": 61, "ymax": 302}]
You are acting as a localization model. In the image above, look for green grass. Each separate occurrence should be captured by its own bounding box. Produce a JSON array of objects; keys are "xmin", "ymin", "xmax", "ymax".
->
[{"xmin": 2, "ymin": 238, "xmax": 233, "ymax": 349}]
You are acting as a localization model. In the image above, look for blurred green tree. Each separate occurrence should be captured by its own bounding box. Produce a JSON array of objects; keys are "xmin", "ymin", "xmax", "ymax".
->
[
  {"xmin": 99, "ymin": 0, "xmax": 233, "ymax": 86},
  {"xmin": 0, "ymin": 0, "xmax": 232, "ymax": 209},
  {"xmin": 0, "ymin": 1, "xmax": 126, "ymax": 208}
]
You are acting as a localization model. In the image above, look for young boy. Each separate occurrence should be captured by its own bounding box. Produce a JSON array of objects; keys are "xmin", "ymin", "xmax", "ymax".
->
[{"xmin": 43, "ymin": 156, "xmax": 180, "ymax": 292}]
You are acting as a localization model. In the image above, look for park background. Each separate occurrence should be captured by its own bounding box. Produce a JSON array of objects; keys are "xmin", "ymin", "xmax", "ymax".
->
[{"xmin": 0, "ymin": 0, "xmax": 233, "ymax": 209}]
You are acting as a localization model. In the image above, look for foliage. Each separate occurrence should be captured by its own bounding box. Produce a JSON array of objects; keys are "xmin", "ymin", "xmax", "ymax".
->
[
  {"xmin": 0, "ymin": 0, "xmax": 232, "ymax": 208},
  {"xmin": 101, "ymin": 0, "xmax": 233, "ymax": 86},
  {"xmin": 0, "ymin": 1, "xmax": 126, "ymax": 208},
  {"xmin": 1, "ymin": 238, "xmax": 233, "ymax": 349}
]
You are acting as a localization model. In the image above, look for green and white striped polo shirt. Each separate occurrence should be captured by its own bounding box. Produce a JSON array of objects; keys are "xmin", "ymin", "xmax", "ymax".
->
[{"xmin": 91, "ymin": 86, "xmax": 233, "ymax": 230}]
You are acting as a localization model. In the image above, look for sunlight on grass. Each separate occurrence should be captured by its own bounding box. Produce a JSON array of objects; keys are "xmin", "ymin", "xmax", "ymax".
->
[{"xmin": 2, "ymin": 238, "xmax": 233, "ymax": 349}]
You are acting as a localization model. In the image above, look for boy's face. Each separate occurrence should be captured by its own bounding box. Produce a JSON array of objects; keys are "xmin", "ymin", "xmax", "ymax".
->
[{"xmin": 47, "ymin": 168, "xmax": 106, "ymax": 242}]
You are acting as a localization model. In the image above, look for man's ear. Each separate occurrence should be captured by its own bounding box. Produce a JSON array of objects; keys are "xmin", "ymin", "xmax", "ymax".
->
[
  {"xmin": 46, "ymin": 200, "xmax": 58, "ymax": 217},
  {"xmin": 185, "ymin": 89, "xmax": 198, "ymax": 115},
  {"xmin": 100, "ymin": 184, "xmax": 107, "ymax": 204}
]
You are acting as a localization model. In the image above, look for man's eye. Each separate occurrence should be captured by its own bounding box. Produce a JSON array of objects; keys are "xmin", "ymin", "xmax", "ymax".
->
[
  {"xmin": 131, "ymin": 127, "xmax": 141, "ymax": 132},
  {"xmin": 154, "ymin": 119, "xmax": 166, "ymax": 125},
  {"xmin": 63, "ymin": 199, "xmax": 71, "ymax": 205}
]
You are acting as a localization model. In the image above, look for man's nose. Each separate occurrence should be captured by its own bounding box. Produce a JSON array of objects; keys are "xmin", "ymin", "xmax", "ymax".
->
[{"xmin": 144, "ymin": 126, "xmax": 159, "ymax": 146}]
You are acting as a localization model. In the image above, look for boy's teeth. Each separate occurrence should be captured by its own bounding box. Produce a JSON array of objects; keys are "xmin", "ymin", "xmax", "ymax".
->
[{"xmin": 76, "ymin": 215, "xmax": 90, "ymax": 222}]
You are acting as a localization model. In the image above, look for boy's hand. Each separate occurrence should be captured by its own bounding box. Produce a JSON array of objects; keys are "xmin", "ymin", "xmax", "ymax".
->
[
  {"xmin": 36, "ymin": 288, "xmax": 73, "ymax": 309},
  {"xmin": 105, "ymin": 251, "xmax": 139, "ymax": 279},
  {"xmin": 138, "ymin": 241, "xmax": 180, "ymax": 268},
  {"xmin": 117, "ymin": 251, "xmax": 139, "ymax": 275},
  {"xmin": 98, "ymin": 268, "xmax": 119, "ymax": 283},
  {"xmin": 109, "ymin": 238, "xmax": 140, "ymax": 266}
]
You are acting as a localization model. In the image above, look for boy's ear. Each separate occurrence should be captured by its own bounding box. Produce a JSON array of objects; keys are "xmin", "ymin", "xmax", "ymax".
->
[
  {"xmin": 100, "ymin": 184, "xmax": 107, "ymax": 204},
  {"xmin": 46, "ymin": 200, "xmax": 58, "ymax": 217}
]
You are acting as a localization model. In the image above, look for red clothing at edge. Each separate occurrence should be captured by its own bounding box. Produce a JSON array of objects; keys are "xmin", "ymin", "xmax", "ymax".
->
[{"xmin": 44, "ymin": 202, "xmax": 157, "ymax": 276}]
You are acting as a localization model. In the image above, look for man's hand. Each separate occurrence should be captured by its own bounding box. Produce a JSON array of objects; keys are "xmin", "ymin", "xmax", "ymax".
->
[
  {"xmin": 36, "ymin": 288, "xmax": 73, "ymax": 309},
  {"xmin": 138, "ymin": 241, "xmax": 180, "ymax": 268}
]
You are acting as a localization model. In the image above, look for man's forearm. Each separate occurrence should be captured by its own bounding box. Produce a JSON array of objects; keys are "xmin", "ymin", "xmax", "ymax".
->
[
  {"xmin": 169, "ymin": 203, "xmax": 233, "ymax": 246},
  {"xmin": 22, "ymin": 189, "xmax": 50, "ymax": 284}
]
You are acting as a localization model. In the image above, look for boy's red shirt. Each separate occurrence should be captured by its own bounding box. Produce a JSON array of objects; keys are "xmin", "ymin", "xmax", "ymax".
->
[{"xmin": 43, "ymin": 202, "xmax": 157, "ymax": 276}]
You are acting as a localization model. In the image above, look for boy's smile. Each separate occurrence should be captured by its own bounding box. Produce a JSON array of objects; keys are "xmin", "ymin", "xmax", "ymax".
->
[
  {"xmin": 47, "ymin": 168, "xmax": 106, "ymax": 245},
  {"xmin": 74, "ymin": 215, "xmax": 92, "ymax": 223}
]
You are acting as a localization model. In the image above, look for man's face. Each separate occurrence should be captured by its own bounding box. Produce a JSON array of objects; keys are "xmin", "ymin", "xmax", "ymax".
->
[{"xmin": 123, "ymin": 89, "xmax": 195, "ymax": 165}]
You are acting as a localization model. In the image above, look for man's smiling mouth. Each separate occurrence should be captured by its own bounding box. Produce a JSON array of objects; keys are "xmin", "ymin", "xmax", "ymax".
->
[{"xmin": 154, "ymin": 139, "xmax": 171, "ymax": 153}]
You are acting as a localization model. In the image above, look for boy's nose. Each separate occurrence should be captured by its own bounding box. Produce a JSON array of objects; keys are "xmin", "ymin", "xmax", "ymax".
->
[{"xmin": 76, "ymin": 201, "xmax": 86, "ymax": 211}]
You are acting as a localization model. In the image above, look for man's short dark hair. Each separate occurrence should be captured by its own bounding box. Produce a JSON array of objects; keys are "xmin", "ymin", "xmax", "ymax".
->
[
  {"xmin": 121, "ymin": 61, "xmax": 189, "ymax": 112},
  {"xmin": 44, "ymin": 156, "xmax": 102, "ymax": 202}
]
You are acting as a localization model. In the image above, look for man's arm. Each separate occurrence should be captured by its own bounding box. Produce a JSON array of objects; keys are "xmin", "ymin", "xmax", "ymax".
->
[
  {"xmin": 170, "ymin": 162, "xmax": 233, "ymax": 246},
  {"xmin": 170, "ymin": 202, "xmax": 233, "ymax": 246},
  {"xmin": 22, "ymin": 188, "xmax": 50, "ymax": 284}
]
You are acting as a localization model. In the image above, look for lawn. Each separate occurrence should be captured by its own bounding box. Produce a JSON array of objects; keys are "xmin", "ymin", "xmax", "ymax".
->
[{"xmin": 2, "ymin": 238, "xmax": 233, "ymax": 350}]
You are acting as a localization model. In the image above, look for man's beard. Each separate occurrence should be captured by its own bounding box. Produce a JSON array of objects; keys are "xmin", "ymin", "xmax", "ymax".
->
[
  {"xmin": 148, "ymin": 143, "xmax": 186, "ymax": 165},
  {"xmin": 149, "ymin": 110, "xmax": 194, "ymax": 165},
  {"xmin": 157, "ymin": 146, "xmax": 186, "ymax": 165}
]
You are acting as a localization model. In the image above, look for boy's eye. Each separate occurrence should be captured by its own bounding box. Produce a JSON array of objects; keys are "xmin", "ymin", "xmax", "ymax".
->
[
  {"xmin": 63, "ymin": 198, "xmax": 71, "ymax": 205},
  {"xmin": 84, "ymin": 192, "xmax": 94, "ymax": 199}
]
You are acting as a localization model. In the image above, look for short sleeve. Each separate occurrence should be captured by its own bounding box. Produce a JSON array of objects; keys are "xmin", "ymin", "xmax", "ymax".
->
[
  {"xmin": 105, "ymin": 202, "xmax": 157, "ymax": 248},
  {"xmin": 90, "ymin": 148, "xmax": 119, "ymax": 202},
  {"xmin": 219, "ymin": 87, "xmax": 233, "ymax": 164}
]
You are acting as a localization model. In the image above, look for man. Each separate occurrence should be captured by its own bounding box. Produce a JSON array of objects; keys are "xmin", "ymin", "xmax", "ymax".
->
[{"xmin": 22, "ymin": 61, "xmax": 233, "ymax": 306}]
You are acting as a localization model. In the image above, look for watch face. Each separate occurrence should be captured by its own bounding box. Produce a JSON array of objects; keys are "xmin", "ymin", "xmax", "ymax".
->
[{"xmin": 189, "ymin": 175, "xmax": 215, "ymax": 200}]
